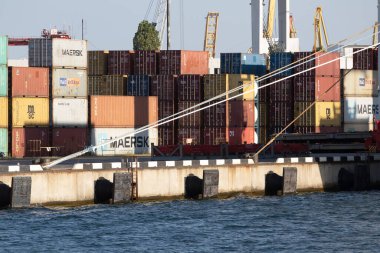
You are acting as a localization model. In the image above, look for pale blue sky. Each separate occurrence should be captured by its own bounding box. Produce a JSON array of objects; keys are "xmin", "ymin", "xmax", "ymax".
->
[{"xmin": 0, "ymin": 0, "xmax": 377, "ymax": 58}]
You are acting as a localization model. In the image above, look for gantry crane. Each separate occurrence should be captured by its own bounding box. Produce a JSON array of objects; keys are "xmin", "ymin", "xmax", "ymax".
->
[
  {"xmin": 313, "ymin": 7, "xmax": 329, "ymax": 52},
  {"xmin": 203, "ymin": 12, "xmax": 219, "ymax": 58}
]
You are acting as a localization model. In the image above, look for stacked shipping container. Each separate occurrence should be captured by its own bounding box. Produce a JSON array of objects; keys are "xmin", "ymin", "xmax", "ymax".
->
[
  {"xmin": 0, "ymin": 36, "xmax": 7, "ymax": 156},
  {"xmin": 221, "ymin": 53, "xmax": 267, "ymax": 76},
  {"xmin": 293, "ymin": 51, "xmax": 341, "ymax": 133}
]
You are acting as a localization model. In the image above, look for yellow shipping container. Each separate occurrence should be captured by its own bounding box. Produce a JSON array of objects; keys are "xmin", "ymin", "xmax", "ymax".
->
[
  {"xmin": 0, "ymin": 97, "xmax": 8, "ymax": 127},
  {"xmin": 203, "ymin": 74, "xmax": 257, "ymax": 101},
  {"xmin": 228, "ymin": 74, "xmax": 256, "ymax": 100},
  {"xmin": 12, "ymin": 98, "xmax": 49, "ymax": 127},
  {"xmin": 294, "ymin": 102, "xmax": 341, "ymax": 127}
]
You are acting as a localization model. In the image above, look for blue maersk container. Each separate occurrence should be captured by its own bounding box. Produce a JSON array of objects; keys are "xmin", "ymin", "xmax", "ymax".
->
[
  {"xmin": 221, "ymin": 53, "xmax": 267, "ymax": 76},
  {"xmin": 127, "ymin": 75, "xmax": 150, "ymax": 96},
  {"xmin": 269, "ymin": 52, "xmax": 294, "ymax": 77}
]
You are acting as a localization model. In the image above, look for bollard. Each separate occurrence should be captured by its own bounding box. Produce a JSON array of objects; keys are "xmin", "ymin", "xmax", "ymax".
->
[
  {"xmin": 338, "ymin": 168, "xmax": 354, "ymax": 191},
  {"xmin": 203, "ymin": 170, "xmax": 219, "ymax": 199},
  {"xmin": 354, "ymin": 164, "xmax": 371, "ymax": 191},
  {"xmin": 265, "ymin": 171, "xmax": 283, "ymax": 196},
  {"xmin": 184, "ymin": 174, "xmax": 203, "ymax": 199},
  {"xmin": 11, "ymin": 177, "xmax": 32, "ymax": 208},
  {"xmin": 113, "ymin": 173, "xmax": 132, "ymax": 204},
  {"xmin": 94, "ymin": 177, "xmax": 113, "ymax": 204},
  {"xmin": 283, "ymin": 167, "xmax": 297, "ymax": 194},
  {"xmin": 0, "ymin": 181, "xmax": 11, "ymax": 208}
]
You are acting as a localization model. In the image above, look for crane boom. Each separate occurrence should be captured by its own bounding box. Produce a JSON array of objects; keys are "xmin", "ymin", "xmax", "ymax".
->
[
  {"xmin": 203, "ymin": 12, "xmax": 219, "ymax": 58},
  {"xmin": 266, "ymin": 0, "xmax": 276, "ymax": 38},
  {"xmin": 313, "ymin": 7, "xmax": 329, "ymax": 52}
]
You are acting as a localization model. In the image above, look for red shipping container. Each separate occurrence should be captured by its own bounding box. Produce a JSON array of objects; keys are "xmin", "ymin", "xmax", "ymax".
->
[
  {"xmin": 108, "ymin": 50, "xmax": 134, "ymax": 75},
  {"xmin": 150, "ymin": 75, "xmax": 176, "ymax": 99},
  {"xmin": 269, "ymin": 77, "xmax": 293, "ymax": 102},
  {"xmin": 158, "ymin": 100, "xmax": 176, "ymax": 122},
  {"xmin": 158, "ymin": 125, "xmax": 176, "ymax": 146},
  {"xmin": 12, "ymin": 127, "xmax": 50, "ymax": 158},
  {"xmin": 178, "ymin": 101, "xmax": 202, "ymax": 127},
  {"xmin": 227, "ymin": 127, "xmax": 255, "ymax": 145},
  {"xmin": 52, "ymin": 128, "xmax": 88, "ymax": 156},
  {"xmin": 228, "ymin": 100, "xmax": 255, "ymax": 127},
  {"xmin": 203, "ymin": 102, "xmax": 226, "ymax": 127},
  {"xmin": 353, "ymin": 48, "xmax": 376, "ymax": 70},
  {"xmin": 203, "ymin": 127, "xmax": 227, "ymax": 145},
  {"xmin": 269, "ymin": 101, "xmax": 294, "ymax": 128},
  {"xmin": 159, "ymin": 50, "xmax": 209, "ymax": 75},
  {"xmin": 294, "ymin": 51, "xmax": 340, "ymax": 77},
  {"xmin": 11, "ymin": 67, "xmax": 49, "ymax": 97},
  {"xmin": 294, "ymin": 76, "xmax": 341, "ymax": 102},
  {"xmin": 293, "ymin": 126, "xmax": 342, "ymax": 134},
  {"xmin": 134, "ymin": 50, "xmax": 158, "ymax": 75},
  {"xmin": 177, "ymin": 127, "xmax": 202, "ymax": 145},
  {"xmin": 178, "ymin": 75, "xmax": 202, "ymax": 101}
]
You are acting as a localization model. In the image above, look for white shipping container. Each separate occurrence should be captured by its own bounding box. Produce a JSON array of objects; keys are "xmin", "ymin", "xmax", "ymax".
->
[
  {"xmin": 91, "ymin": 128, "xmax": 158, "ymax": 156},
  {"xmin": 344, "ymin": 96, "xmax": 380, "ymax": 124},
  {"xmin": 52, "ymin": 98, "xmax": 88, "ymax": 126},
  {"xmin": 340, "ymin": 47, "xmax": 353, "ymax": 70},
  {"xmin": 344, "ymin": 123, "xmax": 374, "ymax": 132},
  {"xmin": 8, "ymin": 58, "xmax": 28, "ymax": 67},
  {"xmin": 52, "ymin": 68, "xmax": 87, "ymax": 97},
  {"xmin": 343, "ymin": 70, "xmax": 378, "ymax": 96},
  {"xmin": 52, "ymin": 39, "xmax": 87, "ymax": 68},
  {"xmin": 208, "ymin": 57, "xmax": 221, "ymax": 74}
]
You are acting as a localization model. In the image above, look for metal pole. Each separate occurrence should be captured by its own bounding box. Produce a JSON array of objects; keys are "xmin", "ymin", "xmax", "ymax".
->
[
  {"xmin": 167, "ymin": 0, "xmax": 171, "ymax": 50},
  {"xmin": 81, "ymin": 19, "xmax": 84, "ymax": 40}
]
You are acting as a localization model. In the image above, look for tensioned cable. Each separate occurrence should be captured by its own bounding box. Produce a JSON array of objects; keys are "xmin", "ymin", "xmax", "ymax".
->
[{"xmin": 44, "ymin": 40, "xmax": 380, "ymax": 169}]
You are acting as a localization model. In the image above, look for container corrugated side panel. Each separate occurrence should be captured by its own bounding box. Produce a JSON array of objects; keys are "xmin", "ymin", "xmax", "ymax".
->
[
  {"xmin": 28, "ymin": 39, "xmax": 52, "ymax": 67},
  {"xmin": 227, "ymin": 127, "xmax": 255, "ymax": 145},
  {"xmin": 177, "ymin": 127, "xmax": 202, "ymax": 145},
  {"xmin": 52, "ymin": 68, "xmax": 87, "ymax": 97},
  {"xmin": 133, "ymin": 96, "xmax": 158, "ymax": 127},
  {"xmin": 344, "ymin": 97, "xmax": 379, "ymax": 124},
  {"xmin": 88, "ymin": 51, "xmax": 108, "ymax": 75},
  {"xmin": 343, "ymin": 70, "xmax": 378, "ymax": 96},
  {"xmin": 0, "ymin": 128, "xmax": 8, "ymax": 156},
  {"xmin": 228, "ymin": 100, "xmax": 255, "ymax": 127},
  {"xmin": 0, "ymin": 36, "xmax": 7, "ymax": 65},
  {"xmin": 127, "ymin": 75, "xmax": 150, "ymax": 96},
  {"xmin": 203, "ymin": 74, "xmax": 227, "ymax": 100},
  {"xmin": 294, "ymin": 102, "xmax": 341, "ymax": 127},
  {"xmin": 11, "ymin": 67, "xmax": 49, "ymax": 97},
  {"xmin": 134, "ymin": 50, "xmax": 158, "ymax": 75},
  {"xmin": 91, "ymin": 128, "xmax": 158, "ymax": 155},
  {"xmin": 178, "ymin": 75, "xmax": 202, "ymax": 101},
  {"xmin": 0, "ymin": 97, "xmax": 8, "ymax": 127},
  {"xmin": 52, "ymin": 98, "xmax": 88, "ymax": 126},
  {"xmin": 150, "ymin": 75, "xmax": 176, "ymax": 99},
  {"xmin": 204, "ymin": 127, "xmax": 226, "ymax": 145},
  {"xmin": 158, "ymin": 126, "xmax": 176, "ymax": 145},
  {"xmin": 227, "ymin": 74, "xmax": 255, "ymax": 100},
  {"xmin": 90, "ymin": 96, "xmax": 135, "ymax": 127},
  {"xmin": 108, "ymin": 51, "xmax": 133, "ymax": 75},
  {"xmin": 12, "ymin": 98, "xmax": 49, "ymax": 127},
  {"xmin": 52, "ymin": 39, "xmax": 87, "ymax": 68},
  {"xmin": 203, "ymin": 102, "xmax": 226, "ymax": 127},
  {"xmin": 0, "ymin": 65, "xmax": 8, "ymax": 96},
  {"xmin": 88, "ymin": 75, "xmax": 126, "ymax": 96},
  {"xmin": 11, "ymin": 127, "xmax": 50, "ymax": 158},
  {"xmin": 178, "ymin": 101, "xmax": 202, "ymax": 127},
  {"xmin": 52, "ymin": 128, "xmax": 88, "ymax": 156}
]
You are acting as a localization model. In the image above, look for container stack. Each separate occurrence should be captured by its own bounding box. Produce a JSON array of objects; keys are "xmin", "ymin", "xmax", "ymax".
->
[
  {"xmin": 221, "ymin": 53, "xmax": 267, "ymax": 76},
  {"xmin": 177, "ymin": 75, "xmax": 203, "ymax": 144},
  {"xmin": 0, "ymin": 36, "xmax": 8, "ymax": 156},
  {"xmin": 90, "ymin": 96, "xmax": 158, "ymax": 155},
  {"xmin": 257, "ymin": 80, "xmax": 269, "ymax": 144},
  {"xmin": 268, "ymin": 52, "xmax": 295, "ymax": 136},
  {"xmin": 293, "ymin": 51, "xmax": 341, "ymax": 133},
  {"xmin": 150, "ymin": 75, "xmax": 177, "ymax": 145},
  {"xmin": 9, "ymin": 67, "xmax": 50, "ymax": 158},
  {"xmin": 28, "ymin": 38, "xmax": 89, "ymax": 156},
  {"xmin": 342, "ymin": 46, "xmax": 379, "ymax": 132},
  {"xmin": 159, "ymin": 50, "xmax": 209, "ymax": 75}
]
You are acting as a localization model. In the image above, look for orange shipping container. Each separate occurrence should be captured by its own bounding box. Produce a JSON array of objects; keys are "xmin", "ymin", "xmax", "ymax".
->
[
  {"xmin": 11, "ymin": 67, "xmax": 49, "ymax": 97},
  {"xmin": 90, "ymin": 96, "xmax": 158, "ymax": 128},
  {"xmin": 159, "ymin": 50, "xmax": 209, "ymax": 75}
]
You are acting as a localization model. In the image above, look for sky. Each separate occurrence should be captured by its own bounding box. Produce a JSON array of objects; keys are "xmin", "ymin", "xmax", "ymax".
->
[{"xmin": 0, "ymin": 0, "xmax": 378, "ymax": 59}]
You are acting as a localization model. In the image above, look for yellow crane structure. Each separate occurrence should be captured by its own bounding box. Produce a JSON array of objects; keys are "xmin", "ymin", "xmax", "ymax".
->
[
  {"xmin": 203, "ymin": 12, "xmax": 219, "ymax": 58},
  {"xmin": 313, "ymin": 6, "xmax": 329, "ymax": 52},
  {"xmin": 373, "ymin": 22, "xmax": 379, "ymax": 44},
  {"xmin": 290, "ymin": 15, "xmax": 297, "ymax": 38},
  {"xmin": 263, "ymin": 0, "xmax": 284, "ymax": 53}
]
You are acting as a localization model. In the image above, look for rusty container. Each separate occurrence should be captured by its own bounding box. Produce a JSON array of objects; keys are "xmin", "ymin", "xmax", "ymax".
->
[
  {"xmin": 51, "ymin": 128, "xmax": 88, "ymax": 156},
  {"xmin": 203, "ymin": 127, "xmax": 227, "ymax": 145},
  {"xmin": 108, "ymin": 50, "xmax": 134, "ymax": 75},
  {"xmin": 134, "ymin": 50, "xmax": 158, "ymax": 75},
  {"xmin": 12, "ymin": 127, "xmax": 50, "ymax": 158},
  {"xmin": 294, "ymin": 76, "xmax": 341, "ymax": 102},
  {"xmin": 177, "ymin": 75, "xmax": 202, "ymax": 101},
  {"xmin": 177, "ymin": 127, "xmax": 202, "ymax": 145},
  {"xmin": 226, "ymin": 127, "xmax": 255, "ymax": 145},
  {"xmin": 150, "ymin": 75, "xmax": 177, "ymax": 99},
  {"xmin": 159, "ymin": 50, "xmax": 209, "ymax": 75},
  {"xmin": 10, "ymin": 67, "xmax": 49, "ymax": 97}
]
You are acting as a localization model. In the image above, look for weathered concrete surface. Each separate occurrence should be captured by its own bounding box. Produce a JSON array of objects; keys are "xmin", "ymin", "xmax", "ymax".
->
[
  {"xmin": 0, "ymin": 161, "xmax": 380, "ymax": 205},
  {"xmin": 11, "ymin": 177, "xmax": 32, "ymax": 208},
  {"xmin": 113, "ymin": 173, "xmax": 132, "ymax": 204},
  {"xmin": 283, "ymin": 167, "xmax": 297, "ymax": 194},
  {"xmin": 203, "ymin": 170, "xmax": 219, "ymax": 198}
]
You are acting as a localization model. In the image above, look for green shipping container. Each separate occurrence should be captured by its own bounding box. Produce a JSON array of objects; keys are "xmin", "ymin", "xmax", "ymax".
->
[
  {"xmin": 0, "ymin": 36, "xmax": 7, "ymax": 65},
  {"xmin": 0, "ymin": 65, "xmax": 7, "ymax": 96},
  {"xmin": 0, "ymin": 128, "xmax": 8, "ymax": 157}
]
